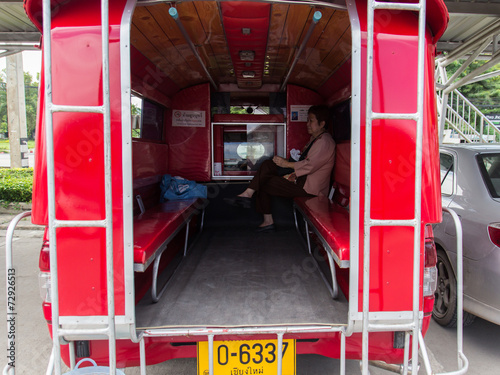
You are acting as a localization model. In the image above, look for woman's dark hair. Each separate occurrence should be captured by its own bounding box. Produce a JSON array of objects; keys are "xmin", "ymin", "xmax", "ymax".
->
[{"xmin": 308, "ymin": 105, "xmax": 330, "ymax": 128}]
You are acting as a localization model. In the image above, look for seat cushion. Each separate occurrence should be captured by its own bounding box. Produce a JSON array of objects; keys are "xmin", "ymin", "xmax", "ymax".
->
[
  {"xmin": 133, "ymin": 198, "xmax": 202, "ymax": 265},
  {"xmin": 294, "ymin": 196, "xmax": 350, "ymax": 267}
]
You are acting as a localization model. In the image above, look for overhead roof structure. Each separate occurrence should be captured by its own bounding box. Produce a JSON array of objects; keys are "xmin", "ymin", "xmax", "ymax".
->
[
  {"xmin": 437, "ymin": 0, "xmax": 500, "ymax": 92},
  {"xmin": 0, "ymin": 0, "xmax": 499, "ymax": 81},
  {"xmin": 0, "ymin": 0, "xmax": 40, "ymax": 58},
  {"xmin": 440, "ymin": 1, "xmax": 500, "ymax": 54}
]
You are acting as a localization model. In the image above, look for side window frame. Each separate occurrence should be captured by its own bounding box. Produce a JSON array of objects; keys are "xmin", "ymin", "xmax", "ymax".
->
[
  {"xmin": 440, "ymin": 150, "xmax": 455, "ymax": 197},
  {"xmin": 131, "ymin": 93, "xmax": 165, "ymax": 143}
]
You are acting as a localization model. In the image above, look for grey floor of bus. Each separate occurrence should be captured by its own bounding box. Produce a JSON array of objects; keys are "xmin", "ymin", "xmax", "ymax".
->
[{"xmin": 135, "ymin": 226, "xmax": 348, "ymax": 328}]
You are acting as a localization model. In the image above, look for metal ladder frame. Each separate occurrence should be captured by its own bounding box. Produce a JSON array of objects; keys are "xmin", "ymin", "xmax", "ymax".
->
[
  {"xmin": 362, "ymin": 0, "xmax": 468, "ymax": 374},
  {"xmin": 363, "ymin": 0, "xmax": 427, "ymax": 372},
  {"xmin": 41, "ymin": 0, "xmax": 120, "ymax": 373}
]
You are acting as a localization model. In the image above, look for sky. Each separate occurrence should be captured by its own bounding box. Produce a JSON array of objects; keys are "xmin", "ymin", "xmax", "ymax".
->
[{"xmin": 0, "ymin": 50, "xmax": 42, "ymax": 80}]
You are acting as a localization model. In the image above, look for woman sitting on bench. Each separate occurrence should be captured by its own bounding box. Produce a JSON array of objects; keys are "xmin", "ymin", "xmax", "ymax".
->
[{"xmin": 225, "ymin": 105, "xmax": 336, "ymax": 232}]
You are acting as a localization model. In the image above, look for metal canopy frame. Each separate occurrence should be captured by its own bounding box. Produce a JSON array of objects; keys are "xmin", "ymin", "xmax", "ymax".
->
[{"xmin": 0, "ymin": 0, "xmax": 40, "ymax": 56}]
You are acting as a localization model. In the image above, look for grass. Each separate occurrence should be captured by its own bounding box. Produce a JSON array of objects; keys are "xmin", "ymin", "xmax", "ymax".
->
[{"xmin": 0, "ymin": 139, "xmax": 35, "ymax": 153}]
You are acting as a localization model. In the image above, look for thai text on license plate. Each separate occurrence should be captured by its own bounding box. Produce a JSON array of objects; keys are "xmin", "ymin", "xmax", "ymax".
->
[{"xmin": 197, "ymin": 339, "xmax": 296, "ymax": 375}]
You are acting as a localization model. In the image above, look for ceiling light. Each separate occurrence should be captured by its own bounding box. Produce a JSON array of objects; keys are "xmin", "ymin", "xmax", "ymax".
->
[
  {"xmin": 239, "ymin": 50, "xmax": 255, "ymax": 61},
  {"xmin": 242, "ymin": 71, "xmax": 255, "ymax": 78}
]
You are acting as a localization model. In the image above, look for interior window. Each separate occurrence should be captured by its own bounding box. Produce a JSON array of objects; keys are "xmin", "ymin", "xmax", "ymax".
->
[
  {"xmin": 131, "ymin": 95, "xmax": 164, "ymax": 142},
  {"xmin": 440, "ymin": 152, "xmax": 454, "ymax": 196},
  {"xmin": 131, "ymin": 95, "xmax": 142, "ymax": 138}
]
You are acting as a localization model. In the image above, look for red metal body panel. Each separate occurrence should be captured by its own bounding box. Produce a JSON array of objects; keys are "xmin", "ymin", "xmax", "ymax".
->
[
  {"xmin": 58, "ymin": 329, "xmax": 425, "ymax": 367},
  {"xmin": 220, "ymin": 2, "xmax": 270, "ymax": 88},
  {"xmin": 32, "ymin": 55, "xmax": 47, "ymax": 225},
  {"xmin": 166, "ymin": 84, "xmax": 211, "ymax": 181},
  {"xmin": 352, "ymin": 0, "xmax": 442, "ymax": 313},
  {"xmin": 32, "ymin": 0, "xmax": 128, "ymax": 317}
]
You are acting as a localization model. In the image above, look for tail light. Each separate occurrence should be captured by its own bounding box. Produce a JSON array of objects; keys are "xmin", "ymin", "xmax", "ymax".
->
[
  {"xmin": 423, "ymin": 225, "xmax": 438, "ymax": 297},
  {"xmin": 39, "ymin": 239, "xmax": 50, "ymax": 272},
  {"xmin": 488, "ymin": 223, "xmax": 500, "ymax": 247},
  {"xmin": 38, "ymin": 234, "xmax": 52, "ymax": 304}
]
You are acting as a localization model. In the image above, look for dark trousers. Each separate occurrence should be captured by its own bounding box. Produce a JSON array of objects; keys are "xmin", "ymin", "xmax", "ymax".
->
[{"xmin": 248, "ymin": 159, "xmax": 312, "ymax": 214}]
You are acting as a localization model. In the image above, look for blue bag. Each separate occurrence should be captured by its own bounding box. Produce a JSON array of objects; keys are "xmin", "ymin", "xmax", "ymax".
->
[{"xmin": 160, "ymin": 174, "xmax": 207, "ymax": 202}]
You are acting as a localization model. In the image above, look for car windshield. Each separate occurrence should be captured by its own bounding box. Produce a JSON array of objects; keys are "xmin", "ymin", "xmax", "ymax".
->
[{"xmin": 477, "ymin": 153, "xmax": 500, "ymax": 198}]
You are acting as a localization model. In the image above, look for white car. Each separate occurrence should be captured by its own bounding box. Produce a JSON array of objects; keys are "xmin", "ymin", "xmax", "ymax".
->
[{"xmin": 433, "ymin": 144, "xmax": 500, "ymax": 327}]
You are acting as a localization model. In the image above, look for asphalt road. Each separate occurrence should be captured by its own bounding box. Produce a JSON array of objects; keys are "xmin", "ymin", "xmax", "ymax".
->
[{"xmin": 0, "ymin": 225, "xmax": 499, "ymax": 374}]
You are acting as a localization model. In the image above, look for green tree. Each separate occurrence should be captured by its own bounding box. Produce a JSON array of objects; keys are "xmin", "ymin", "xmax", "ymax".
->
[
  {"xmin": 446, "ymin": 61, "xmax": 500, "ymax": 115},
  {"xmin": 0, "ymin": 75, "xmax": 6, "ymax": 135},
  {"xmin": 0, "ymin": 70, "xmax": 39, "ymax": 140},
  {"xmin": 24, "ymin": 72, "xmax": 39, "ymax": 139}
]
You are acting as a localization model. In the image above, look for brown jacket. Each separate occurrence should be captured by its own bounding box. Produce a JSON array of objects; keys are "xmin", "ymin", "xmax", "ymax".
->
[{"xmin": 294, "ymin": 132, "xmax": 336, "ymax": 197}]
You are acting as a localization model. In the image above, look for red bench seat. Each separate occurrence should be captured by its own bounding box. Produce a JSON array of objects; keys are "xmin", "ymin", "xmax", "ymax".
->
[
  {"xmin": 133, "ymin": 198, "xmax": 204, "ymax": 269},
  {"xmin": 133, "ymin": 196, "xmax": 206, "ymax": 303},
  {"xmin": 293, "ymin": 196, "xmax": 350, "ymax": 268}
]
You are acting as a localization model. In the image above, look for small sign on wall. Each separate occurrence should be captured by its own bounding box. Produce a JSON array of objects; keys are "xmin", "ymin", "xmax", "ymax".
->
[
  {"xmin": 290, "ymin": 105, "xmax": 311, "ymax": 122},
  {"xmin": 172, "ymin": 110, "xmax": 206, "ymax": 127}
]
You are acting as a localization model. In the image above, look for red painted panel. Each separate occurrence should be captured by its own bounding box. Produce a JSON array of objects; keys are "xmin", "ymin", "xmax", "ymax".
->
[
  {"xmin": 221, "ymin": 2, "xmax": 270, "ymax": 87},
  {"xmin": 320, "ymin": 59, "xmax": 352, "ymax": 107},
  {"xmin": 286, "ymin": 85, "xmax": 324, "ymax": 157},
  {"xmin": 212, "ymin": 114, "xmax": 284, "ymax": 124},
  {"xmin": 130, "ymin": 46, "xmax": 176, "ymax": 106},
  {"xmin": 35, "ymin": 0, "xmax": 128, "ymax": 317},
  {"xmin": 354, "ymin": 0, "xmax": 442, "ymax": 313},
  {"xmin": 132, "ymin": 141, "xmax": 169, "ymax": 180},
  {"xmin": 32, "ymin": 55, "xmax": 47, "ymax": 225},
  {"xmin": 167, "ymin": 84, "xmax": 211, "ymax": 181}
]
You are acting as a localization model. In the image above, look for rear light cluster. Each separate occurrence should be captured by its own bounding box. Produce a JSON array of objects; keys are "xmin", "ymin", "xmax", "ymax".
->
[
  {"xmin": 488, "ymin": 223, "xmax": 500, "ymax": 248},
  {"xmin": 423, "ymin": 225, "xmax": 438, "ymax": 297},
  {"xmin": 38, "ymin": 237, "xmax": 52, "ymax": 304}
]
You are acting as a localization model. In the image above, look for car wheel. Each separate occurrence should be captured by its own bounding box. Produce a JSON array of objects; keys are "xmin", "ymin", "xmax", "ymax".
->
[{"xmin": 433, "ymin": 249, "xmax": 475, "ymax": 327}]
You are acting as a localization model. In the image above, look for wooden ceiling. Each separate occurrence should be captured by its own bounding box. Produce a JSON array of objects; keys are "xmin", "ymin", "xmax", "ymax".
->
[{"xmin": 131, "ymin": 1, "xmax": 351, "ymax": 94}]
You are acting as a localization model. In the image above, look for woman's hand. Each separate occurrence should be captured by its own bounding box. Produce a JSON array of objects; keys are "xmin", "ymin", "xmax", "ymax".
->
[{"xmin": 273, "ymin": 156, "xmax": 294, "ymax": 169}]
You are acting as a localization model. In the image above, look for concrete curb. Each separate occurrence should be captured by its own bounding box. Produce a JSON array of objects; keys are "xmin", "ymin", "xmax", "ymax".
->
[
  {"xmin": 0, "ymin": 201, "xmax": 32, "ymax": 214},
  {"xmin": 0, "ymin": 202, "xmax": 44, "ymax": 231}
]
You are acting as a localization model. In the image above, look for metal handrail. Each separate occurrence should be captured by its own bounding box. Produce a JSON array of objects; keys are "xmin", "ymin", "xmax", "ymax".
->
[
  {"xmin": 3, "ymin": 211, "xmax": 32, "ymax": 375},
  {"xmin": 419, "ymin": 208, "xmax": 468, "ymax": 375},
  {"xmin": 439, "ymin": 88, "xmax": 500, "ymax": 144}
]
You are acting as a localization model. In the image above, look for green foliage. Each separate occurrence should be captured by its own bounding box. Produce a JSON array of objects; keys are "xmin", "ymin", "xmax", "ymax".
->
[
  {"xmin": 230, "ymin": 106, "xmax": 249, "ymax": 114},
  {"xmin": 0, "ymin": 139, "xmax": 9, "ymax": 153},
  {"xmin": 446, "ymin": 61, "xmax": 500, "ymax": 115},
  {"xmin": 131, "ymin": 103, "xmax": 141, "ymax": 116},
  {"xmin": 0, "ymin": 139, "xmax": 35, "ymax": 152},
  {"xmin": 0, "ymin": 168, "xmax": 33, "ymax": 203}
]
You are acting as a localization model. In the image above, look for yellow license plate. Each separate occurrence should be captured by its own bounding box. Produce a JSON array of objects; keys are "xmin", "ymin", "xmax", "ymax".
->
[{"xmin": 197, "ymin": 339, "xmax": 296, "ymax": 375}]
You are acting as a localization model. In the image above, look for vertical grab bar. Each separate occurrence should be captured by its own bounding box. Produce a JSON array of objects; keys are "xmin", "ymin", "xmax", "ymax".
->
[{"xmin": 3, "ymin": 211, "xmax": 32, "ymax": 375}]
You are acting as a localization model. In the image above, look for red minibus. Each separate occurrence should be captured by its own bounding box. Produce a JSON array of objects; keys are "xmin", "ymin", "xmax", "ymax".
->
[{"xmin": 16, "ymin": 0, "xmax": 466, "ymax": 373}]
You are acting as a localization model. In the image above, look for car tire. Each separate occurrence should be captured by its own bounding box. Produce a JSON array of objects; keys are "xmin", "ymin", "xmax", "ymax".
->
[{"xmin": 433, "ymin": 249, "xmax": 475, "ymax": 327}]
